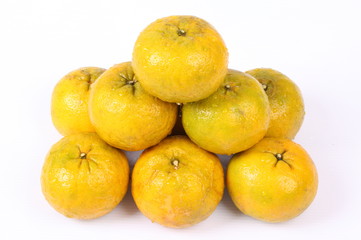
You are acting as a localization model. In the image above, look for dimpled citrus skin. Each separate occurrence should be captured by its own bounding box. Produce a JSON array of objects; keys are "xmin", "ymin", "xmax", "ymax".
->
[
  {"xmin": 182, "ymin": 70, "xmax": 270, "ymax": 155},
  {"xmin": 132, "ymin": 15, "xmax": 228, "ymax": 103},
  {"xmin": 51, "ymin": 67, "xmax": 105, "ymax": 136},
  {"xmin": 246, "ymin": 68, "xmax": 305, "ymax": 139},
  {"xmin": 41, "ymin": 132, "xmax": 129, "ymax": 219},
  {"xmin": 227, "ymin": 138, "xmax": 318, "ymax": 222},
  {"xmin": 88, "ymin": 62, "xmax": 177, "ymax": 151},
  {"xmin": 132, "ymin": 136, "xmax": 224, "ymax": 228}
]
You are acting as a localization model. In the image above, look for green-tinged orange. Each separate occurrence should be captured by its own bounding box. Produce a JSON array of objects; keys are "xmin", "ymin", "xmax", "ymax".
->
[
  {"xmin": 132, "ymin": 15, "xmax": 228, "ymax": 103},
  {"xmin": 182, "ymin": 70, "xmax": 270, "ymax": 155},
  {"xmin": 132, "ymin": 135, "xmax": 224, "ymax": 228},
  {"xmin": 88, "ymin": 62, "xmax": 177, "ymax": 151},
  {"xmin": 246, "ymin": 68, "xmax": 305, "ymax": 139},
  {"xmin": 227, "ymin": 138, "xmax": 318, "ymax": 222},
  {"xmin": 41, "ymin": 132, "xmax": 130, "ymax": 219},
  {"xmin": 51, "ymin": 67, "xmax": 105, "ymax": 136}
]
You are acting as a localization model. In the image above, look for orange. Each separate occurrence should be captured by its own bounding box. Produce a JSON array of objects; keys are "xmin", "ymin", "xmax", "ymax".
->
[
  {"xmin": 51, "ymin": 67, "xmax": 105, "ymax": 135},
  {"xmin": 246, "ymin": 68, "xmax": 305, "ymax": 139},
  {"xmin": 132, "ymin": 15, "xmax": 228, "ymax": 103},
  {"xmin": 227, "ymin": 138, "xmax": 318, "ymax": 222},
  {"xmin": 88, "ymin": 62, "xmax": 177, "ymax": 151},
  {"xmin": 182, "ymin": 70, "xmax": 270, "ymax": 155},
  {"xmin": 41, "ymin": 132, "xmax": 129, "ymax": 219},
  {"xmin": 132, "ymin": 135, "xmax": 224, "ymax": 228}
]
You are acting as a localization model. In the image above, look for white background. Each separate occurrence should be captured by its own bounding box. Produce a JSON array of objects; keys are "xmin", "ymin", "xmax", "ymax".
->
[{"xmin": 1, "ymin": 0, "xmax": 360, "ymax": 239}]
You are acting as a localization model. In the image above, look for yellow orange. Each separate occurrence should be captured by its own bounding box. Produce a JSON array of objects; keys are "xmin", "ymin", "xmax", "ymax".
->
[
  {"xmin": 41, "ymin": 132, "xmax": 129, "ymax": 219},
  {"xmin": 132, "ymin": 135, "xmax": 224, "ymax": 228},
  {"xmin": 227, "ymin": 138, "xmax": 318, "ymax": 222},
  {"xmin": 132, "ymin": 15, "xmax": 228, "ymax": 103},
  {"xmin": 51, "ymin": 67, "xmax": 105, "ymax": 135},
  {"xmin": 246, "ymin": 68, "xmax": 305, "ymax": 139},
  {"xmin": 182, "ymin": 70, "xmax": 270, "ymax": 155},
  {"xmin": 88, "ymin": 62, "xmax": 177, "ymax": 151}
]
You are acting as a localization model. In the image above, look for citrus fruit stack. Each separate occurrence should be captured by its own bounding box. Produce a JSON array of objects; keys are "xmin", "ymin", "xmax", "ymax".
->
[{"xmin": 41, "ymin": 15, "xmax": 318, "ymax": 228}]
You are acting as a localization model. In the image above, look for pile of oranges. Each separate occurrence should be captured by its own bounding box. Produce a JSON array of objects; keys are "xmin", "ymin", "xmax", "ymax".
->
[{"xmin": 41, "ymin": 15, "xmax": 318, "ymax": 228}]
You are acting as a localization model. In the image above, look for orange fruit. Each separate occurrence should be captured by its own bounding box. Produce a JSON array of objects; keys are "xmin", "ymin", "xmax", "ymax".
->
[
  {"xmin": 132, "ymin": 135, "xmax": 224, "ymax": 228},
  {"xmin": 246, "ymin": 68, "xmax": 305, "ymax": 139},
  {"xmin": 51, "ymin": 67, "xmax": 105, "ymax": 135},
  {"xmin": 182, "ymin": 70, "xmax": 270, "ymax": 155},
  {"xmin": 132, "ymin": 15, "xmax": 228, "ymax": 103},
  {"xmin": 41, "ymin": 132, "xmax": 129, "ymax": 219},
  {"xmin": 88, "ymin": 62, "xmax": 177, "ymax": 151},
  {"xmin": 227, "ymin": 138, "xmax": 318, "ymax": 222}
]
